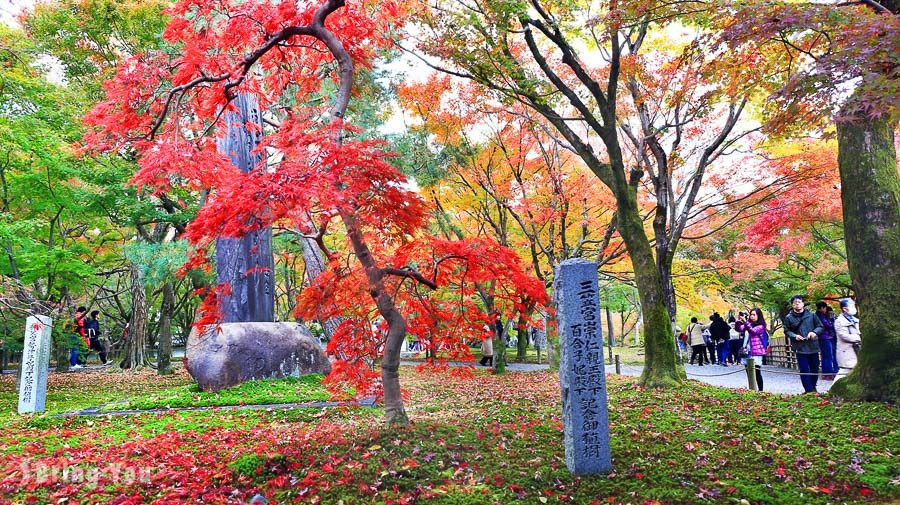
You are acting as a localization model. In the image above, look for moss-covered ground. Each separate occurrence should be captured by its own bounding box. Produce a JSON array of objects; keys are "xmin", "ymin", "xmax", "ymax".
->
[{"xmin": 0, "ymin": 366, "xmax": 896, "ymax": 504}]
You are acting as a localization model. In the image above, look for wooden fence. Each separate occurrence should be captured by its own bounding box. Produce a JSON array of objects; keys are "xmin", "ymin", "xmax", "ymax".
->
[{"xmin": 765, "ymin": 336, "xmax": 798, "ymax": 369}]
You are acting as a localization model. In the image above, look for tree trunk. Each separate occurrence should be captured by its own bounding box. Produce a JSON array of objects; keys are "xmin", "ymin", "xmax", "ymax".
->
[
  {"xmin": 299, "ymin": 229, "xmax": 342, "ymax": 339},
  {"xmin": 121, "ymin": 264, "xmax": 148, "ymax": 370},
  {"xmin": 493, "ymin": 320, "xmax": 507, "ymax": 374},
  {"xmin": 658, "ymin": 258, "xmax": 677, "ymax": 324},
  {"xmin": 606, "ymin": 306, "xmax": 615, "ymax": 363},
  {"xmin": 614, "ymin": 190, "xmax": 683, "ymax": 387},
  {"xmin": 157, "ymin": 282, "xmax": 175, "ymax": 375},
  {"xmin": 55, "ymin": 330, "xmax": 70, "ymax": 372},
  {"xmin": 516, "ymin": 312, "xmax": 528, "ymax": 361},
  {"xmin": 339, "ymin": 210, "xmax": 410, "ymax": 426},
  {"xmin": 830, "ymin": 116, "xmax": 899, "ymax": 403}
]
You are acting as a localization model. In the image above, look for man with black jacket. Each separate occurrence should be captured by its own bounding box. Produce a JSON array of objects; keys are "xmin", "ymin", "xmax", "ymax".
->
[
  {"xmin": 783, "ymin": 295, "xmax": 824, "ymax": 393},
  {"xmin": 709, "ymin": 313, "xmax": 731, "ymax": 366},
  {"xmin": 85, "ymin": 310, "xmax": 107, "ymax": 364}
]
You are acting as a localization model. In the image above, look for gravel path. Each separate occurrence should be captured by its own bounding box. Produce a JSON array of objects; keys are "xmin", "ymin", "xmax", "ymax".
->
[
  {"xmin": 618, "ymin": 363, "xmax": 841, "ymax": 395},
  {"xmin": 401, "ymin": 360, "xmax": 841, "ymax": 395}
]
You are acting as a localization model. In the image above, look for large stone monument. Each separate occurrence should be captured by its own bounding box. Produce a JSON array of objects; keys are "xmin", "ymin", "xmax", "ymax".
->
[
  {"xmin": 18, "ymin": 315, "xmax": 52, "ymax": 414},
  {"xmin": 555, "ymin": 259, "xmax": 612, "ymax": 475},
  {"xmin": 186, "ymin": 94, "xmax": 330, "ymax": 390},
  {"xmin": 215, "ymin": 93, "xmax": 275, "ymax": 323}
]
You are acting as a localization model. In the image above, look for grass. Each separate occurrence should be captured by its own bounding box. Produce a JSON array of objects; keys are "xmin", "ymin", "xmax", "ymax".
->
[
  {"xmin": 97, "ymin": 374, "xmax": 330, "ymax": 411},
  {"xmin": 0, "ymin": 365, "xmax": 896, "ymax": 504}
]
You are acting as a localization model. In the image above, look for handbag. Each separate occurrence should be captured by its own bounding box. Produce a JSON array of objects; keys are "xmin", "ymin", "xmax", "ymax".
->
[{"xmin": 738, "ymin": 347, "xmax": 749, "ymax": 359}]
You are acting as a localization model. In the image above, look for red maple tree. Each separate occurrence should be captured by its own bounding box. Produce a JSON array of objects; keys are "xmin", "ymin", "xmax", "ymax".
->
[{"xmin": 84, "ymin": 0, "xmax": 548, "ymax": 425}]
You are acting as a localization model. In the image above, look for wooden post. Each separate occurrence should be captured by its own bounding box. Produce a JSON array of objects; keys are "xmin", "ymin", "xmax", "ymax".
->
[
  {"xmin": 614, "ymin": 354, "xmax": 621, "ymax": 375},
  {"xmin": 605, "ymin": 305, "xmax": 614, "ymax": 364},
  {"xmin": 745, "ymin": 357, "xmax": 758, "ymax": 391}
]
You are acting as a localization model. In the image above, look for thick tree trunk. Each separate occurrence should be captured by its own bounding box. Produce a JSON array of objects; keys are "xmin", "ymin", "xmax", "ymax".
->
[
  {"xmin": 493, "ymin": 320, "xmax": 507, "ymax": 373},
  {"xmin": 830, "ymin": 116, "xmax": 899, "ymax": 403},
  {"xmin": 614, "ymin": 189, "xmax": 684, "ymax": 387},
  {"xmin": 516, "ymin": 313, "xmax": 528, "ymax": 361},
  {"xmin": 658, "ymin": 258, "xmax": 677, "ymax": 323},
  {"xmin": 121, "ymin": 264, "xmax": 148, "ymax": 370},
  {"xmin": 157, "ymin": 282, "xmax": 174, "ymax": 375}
]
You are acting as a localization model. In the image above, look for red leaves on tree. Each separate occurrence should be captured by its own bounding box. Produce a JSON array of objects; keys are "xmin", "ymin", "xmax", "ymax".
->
[
  {"xmin": 83, "ymin": 0, "xmax": 551, "ymax": 407},
  {"xmin": 297, "ymin": 236, "xmax": 551, "ymax": 398}
]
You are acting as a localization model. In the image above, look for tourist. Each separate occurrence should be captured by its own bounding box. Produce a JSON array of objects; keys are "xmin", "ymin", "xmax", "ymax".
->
[
  {"xmin": 70, "ymin": 306, "xmax": 88, "ymax": 369},
  {"xmin": 710, "ymin": 313, "xmax": 731, "ymax": 366},
  {"xmin": 479, "ymin": 328, "xmax": 494, "ymax": 367},
  {"xmin": 834, "ymin": 298, "xmax": 861, "ymax": 371},
  {"xmin": 815, "ymin": 301, "xmax": 838, "ymax": 380},
  {"xmin": 85, "ymin": 310, "xmax": 108, "ymax": 365},
  {"xmin": 728, "ymin": 314, "xmax": 743, "ymax": 365},
  {"xmin": 783, "ymin": 295, "xmax": 823, "ymax": 393},
  {"xmin": 676, "ymin": 325, "xmax": 689, "ymax": 357},
  {"xmin": 704, "ymin": 316, "xmax": 717, "ymax": 364},
  {"xmin": 736, "ymin": 308, "xmax": 768, "ymax": 391},
  {"xmin": 687, "ymin": 317, "xmax": 710, "ymax": 366}
]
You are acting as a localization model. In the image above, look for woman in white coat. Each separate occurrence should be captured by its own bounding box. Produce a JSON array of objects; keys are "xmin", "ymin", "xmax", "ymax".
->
[
  {"xmin": 479, "ymin": 325, "xmax": 494, "ymax": 367},
  {"xmin": 834, "ymin": 299, "xmax": 861, "ymax": 370}
]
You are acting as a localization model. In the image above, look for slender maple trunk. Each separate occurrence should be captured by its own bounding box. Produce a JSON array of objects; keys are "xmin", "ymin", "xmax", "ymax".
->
[
  {"xmin": 652, "ymin": 189, "xmax": 678, "ymax": 323},
  {"xmin": 830, "ymin": 116, "xmax": 899, "ymax": 403},
  {"xmin": 339, "ymin": 210, "xmax": 409, "ymax": 426},
  {"xmin": 157, "ymin": 281, "xmax": 174, "ymax": 375},
  {"xmin": 121, "ymin": 263, "xmax": 147, "ymax": 370},
  {"xmin": 658, "ymin": 257, "xmax": 677, "ymax": 323},
  {"xmin": 606, "ymin": 305, "xmax": 615, "ymax": 363}
]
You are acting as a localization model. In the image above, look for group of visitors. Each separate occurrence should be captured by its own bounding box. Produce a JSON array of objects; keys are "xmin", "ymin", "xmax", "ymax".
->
[
  {"xmin": 783, "ymin": 296, "xmax": 861, "ymax": 393},
  {"xmin": 683, "ymin": 311, "xmax": 757, "ymax": 369},
  {"xmin": 70, "ymin": 306, "xmax": 107, "ymax": 368},
  {"xmin": 678, "ymin": 295, "xmax": 862, "ymax": 393}
]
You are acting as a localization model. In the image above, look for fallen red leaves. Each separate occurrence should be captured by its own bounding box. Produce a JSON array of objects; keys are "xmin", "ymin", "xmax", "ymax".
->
[{"xmin": 1, "ymin": 367, "xmax": 896, "ymax": 504}]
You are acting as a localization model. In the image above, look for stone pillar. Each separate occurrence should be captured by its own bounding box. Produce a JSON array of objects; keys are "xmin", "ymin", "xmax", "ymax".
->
[
  {"xmin": 18, "ymin": 315, "xmax": 52, "ymax": 414},
  {"xmin": 555, "ymin": 259, "xmax": 612, "ymax": 475},
  {"xmin": 215, "ymin": 93, "xmax": 275, "ymax": 323}
]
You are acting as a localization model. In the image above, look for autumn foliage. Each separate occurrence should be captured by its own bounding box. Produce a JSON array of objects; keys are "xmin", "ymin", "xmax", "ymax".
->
[{"xmin": 82, "ymin": 0, "xmax": 549, "ymax": 411}]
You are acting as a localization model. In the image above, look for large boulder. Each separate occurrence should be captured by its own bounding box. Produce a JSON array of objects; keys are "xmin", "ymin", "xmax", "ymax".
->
[{"xmin": 186, "ymin": 322, "xmax": 331, "ymax": 392}]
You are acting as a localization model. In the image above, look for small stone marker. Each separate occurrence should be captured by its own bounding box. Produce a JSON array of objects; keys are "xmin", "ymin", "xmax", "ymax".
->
[
  {"xmin": 555, "ymin": 259, "xmax": 612, "ymax": 475},
  {"xmin": 18, "ymin": 315, "xmax": 53, "ymax": 414}
]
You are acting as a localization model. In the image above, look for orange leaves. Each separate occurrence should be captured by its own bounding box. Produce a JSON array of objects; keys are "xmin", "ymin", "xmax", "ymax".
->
[{"xmin": 743, "ymin": 141, "xmax": 841, "ymax": 255}]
